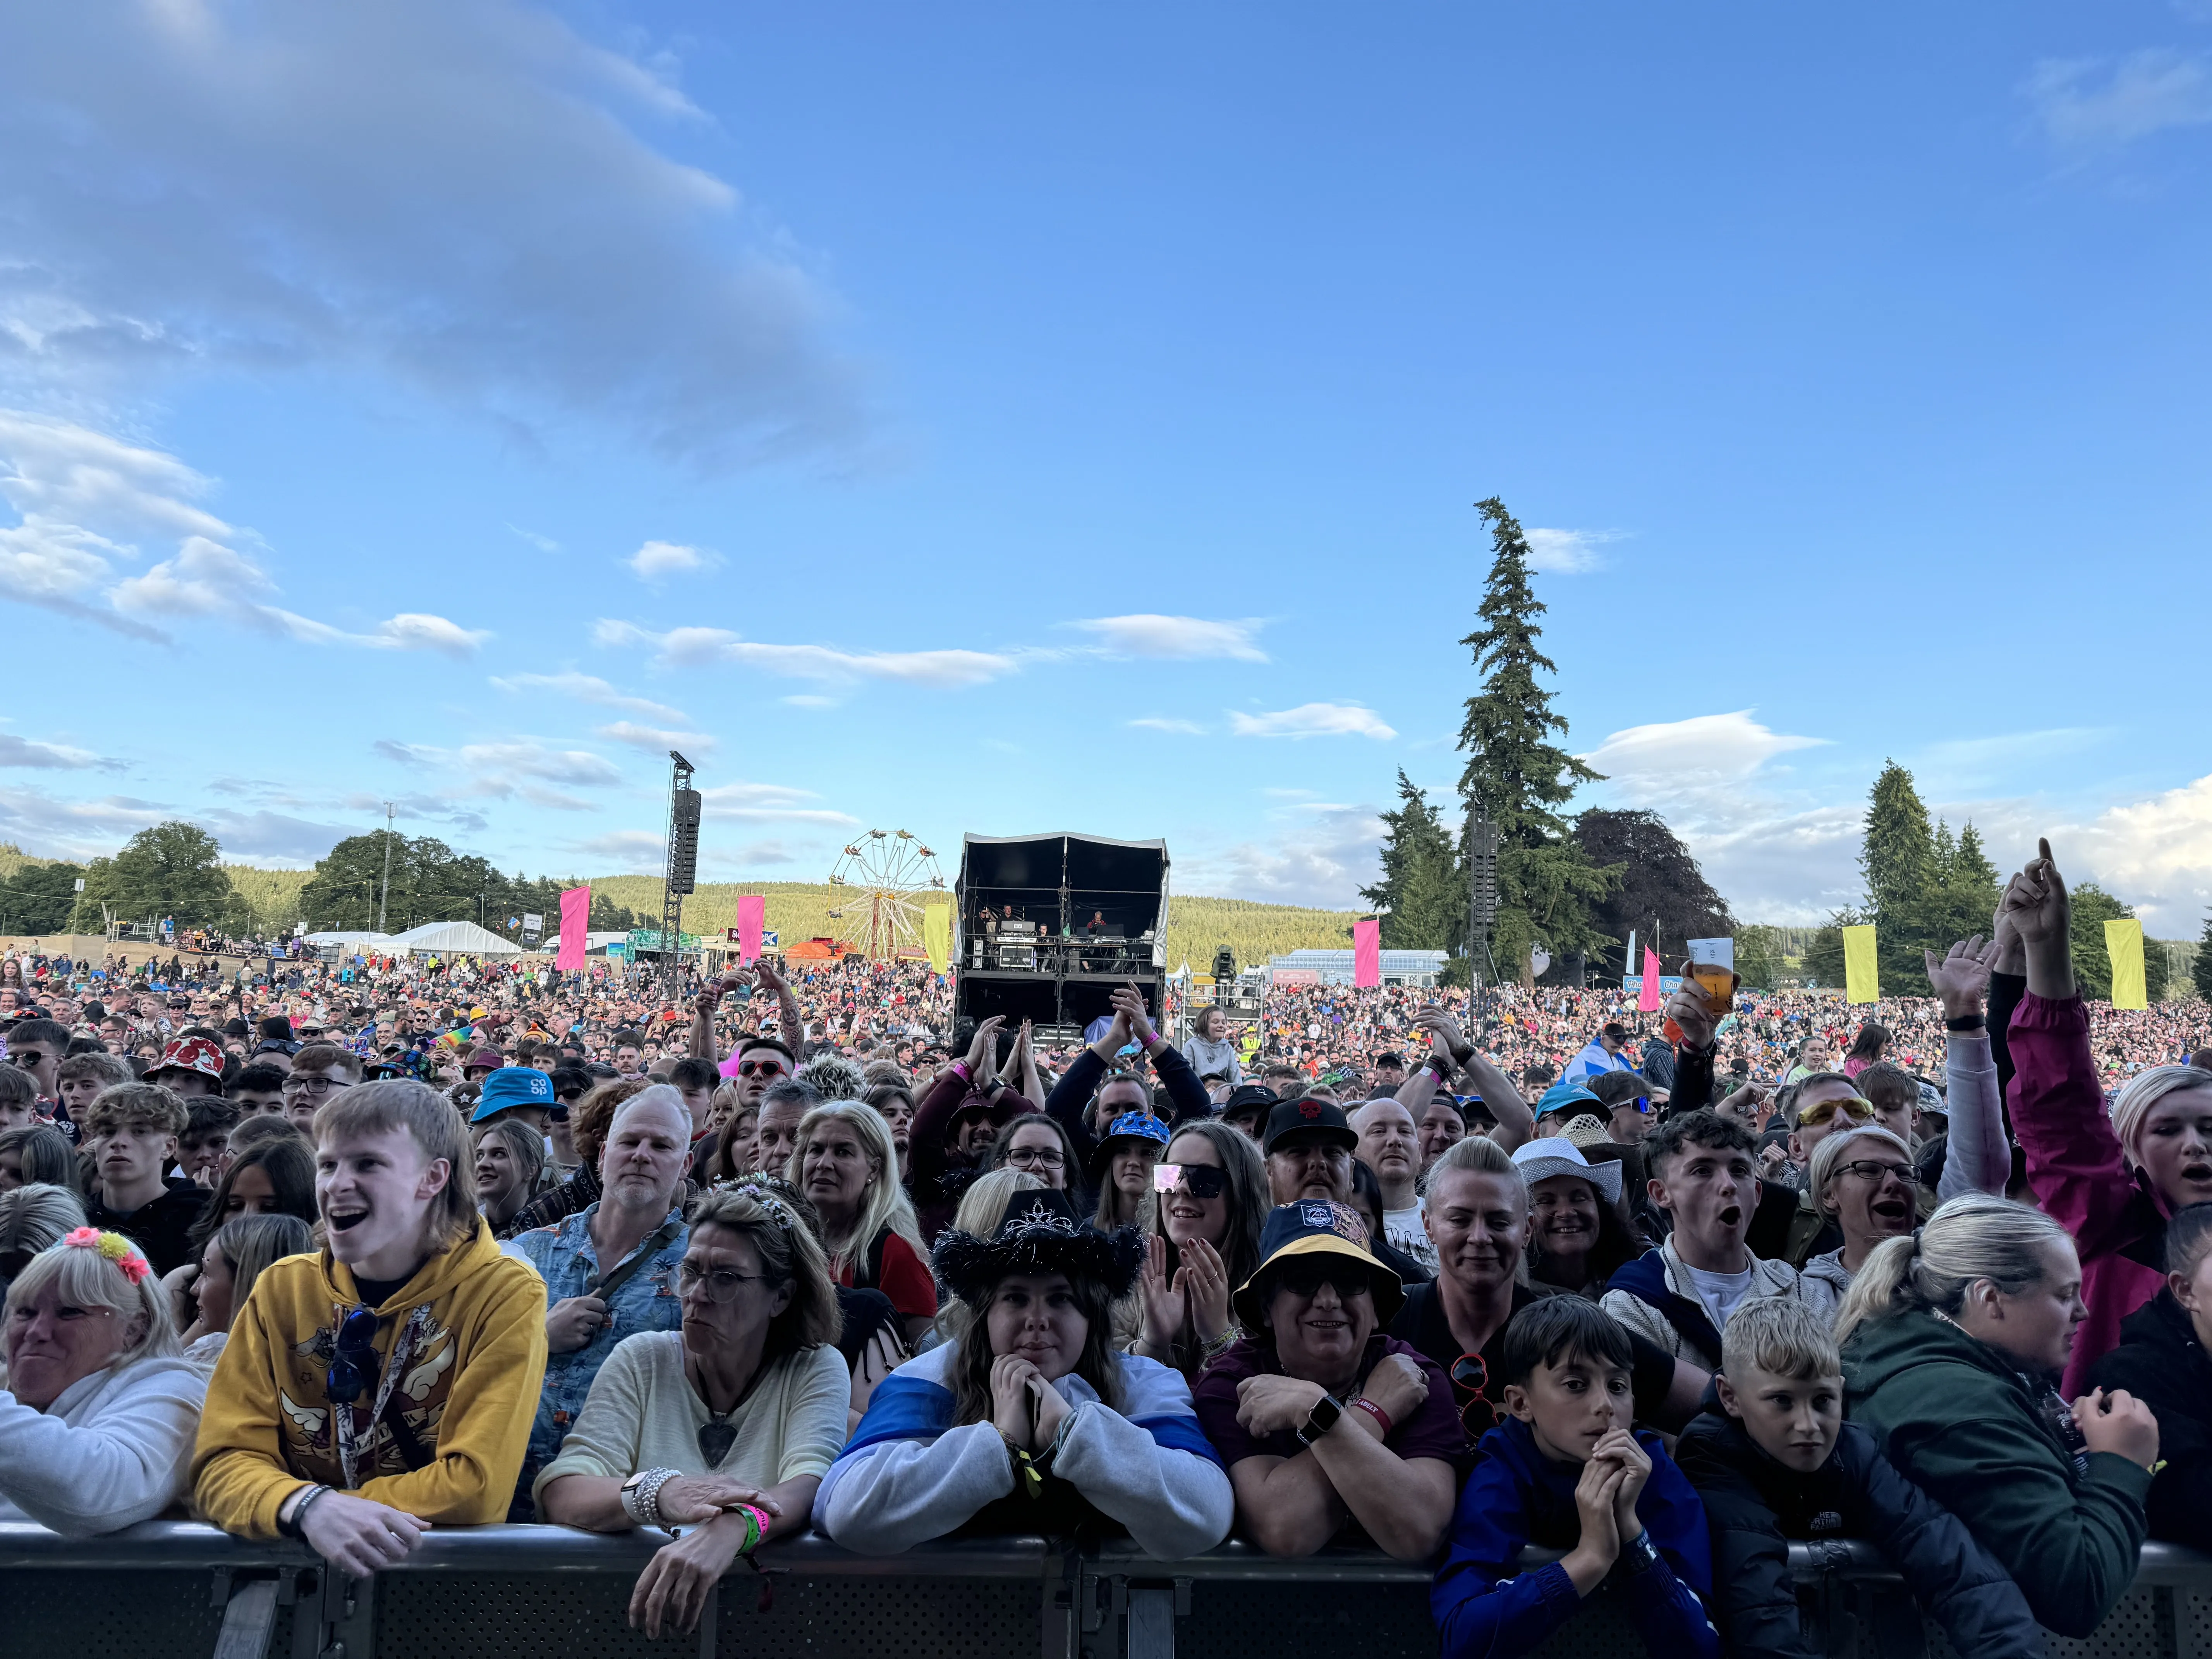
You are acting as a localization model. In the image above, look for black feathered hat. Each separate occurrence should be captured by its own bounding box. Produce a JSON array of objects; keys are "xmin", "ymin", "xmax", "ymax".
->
[{"xmin": 932, "ymin": 1188, "xmax": 1146, "ymax": 1306}]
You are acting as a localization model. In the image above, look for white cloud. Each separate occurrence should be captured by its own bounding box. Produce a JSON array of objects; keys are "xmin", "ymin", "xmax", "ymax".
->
[
  {"xmin": 0, "ymin": 730, "xmax": 114, "ymax": 770},
  {"xmin": 2024, "ymin": 50, "xmax": 2212, "ymax": 151},
  {"xmin": 698, "ymin": 780, "xmax": 859, "ymax": 826},
  {"xmin": 1072, "ymin": 615, "xmax": 1267, "ymax": 661},
  {"xmin": 505, "ymin": 523, "xmax": 559, "ymax": 552},
  {"xmin": 490, "ymin": 670, "xmax": 688, "ymax": 724},
  {"xmin": 0, "ymin": 1, "xmax": 863, "ymax": 469},
  {"xmin": 781, "ymin": 694, "xmax": 838, "ymax": 709},
  {"xmin": 596, "ymin": 619, "xmax": 1017, "ymax": 688},
  {"xmin": 594, "ymin": 720, "xmax": 716, "ymax": 754},
  {"xmin": 0, "ymin": 413, "xmax": 486, "ymax": 648},
  {"xmin": 1580, "ymin": 710, "xmax": 1827, "ymax": 800},
  {"xmin": 1129, "ymin": 716, "xmax": 1206, "ymax": 735},
  {"xmin": 1524, "ymin": 527, "xmax": 1626, "ymax": 575},
  {"xmin": 571, "ymin": 830, "xmax": 667, "ymax": 871},
  {"xmin": 1229, "ymin": 702, "xmax": 1396, "ymax": 740},
  {"xmin": 627, "ymin": 539, "xmax": 718, "ymax": 581},
  {"xmin": 1178, "ymin": 804, "xmax": 1386, "ymax": 910},
  {"xmin": 2068, "ymin": 773, "xmax": 2212, "ymax": 933},
  {"xmin": 0, "ymin": 787, "xmax": 174, "ymax": 859},
  {"xmin": 192, "ymin": 808, "xmax": 350, "ymax": 865},
  {"xmin": 457, "ymin": 740, "xmax": 623, "ymax": 790}
]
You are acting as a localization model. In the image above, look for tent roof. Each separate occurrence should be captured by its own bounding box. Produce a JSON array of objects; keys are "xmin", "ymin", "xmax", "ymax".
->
[
  {"xmin": 302, "ymin": 930, "xmax": 395, "ymax": 946},
  {"xmin": 386, "ymin": 920, "xmax": 527, "ymax": 955}
]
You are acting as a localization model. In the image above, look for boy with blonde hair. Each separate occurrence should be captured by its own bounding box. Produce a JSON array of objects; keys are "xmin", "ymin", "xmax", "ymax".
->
[
  {"xmin": 1675, "ymin": 1298, "xmax": 2039, "ymax": 1659},
  {"xmin": 193, "ymin": 1079, "xmax": 547, "ymax": 1579}
]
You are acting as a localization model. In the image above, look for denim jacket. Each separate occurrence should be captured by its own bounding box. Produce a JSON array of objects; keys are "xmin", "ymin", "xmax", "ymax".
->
[{"xmin": 510, "ymin": 1202, "xmax": 687, "ymax": 1514}]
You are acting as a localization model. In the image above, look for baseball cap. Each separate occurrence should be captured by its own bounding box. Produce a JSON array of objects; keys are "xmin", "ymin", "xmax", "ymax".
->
[
  {"xmin": 1220, "ymin": 1084, "xmax": 1278, "ymax": 1126},
  {"xmin": 1534, "ymin": 1080, "xmax": 1602, "ymax": 1120},
  {"xmin": 1261, "ymin": 1096, "xmax": 1358, "ymax": 1156}
]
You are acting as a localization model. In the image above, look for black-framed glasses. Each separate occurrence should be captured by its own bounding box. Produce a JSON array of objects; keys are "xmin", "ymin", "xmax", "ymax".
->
[
  {"xmin": 1005, "ymin": 1146, "xmax": 1066, "ymax": 1170},
  {"xmin": 9, "ymin": 1051, "xmax": 45, "ymax": 1069},
  {"xmin": 677, "ymin": 1263, "xmax": 766, "ymax": 1304},
  {"xmin": 326, "ymin": 1306, "xmax": 381, "ymax": 1405},
  {"xmin": 1835, "ymin": 1159, "xmax": 1915, "ymax": 1185},
  {"xmin": 1155, "ymin": 1163, "xmax": 1227, "ymax": 1199},
  {"xmin": 281, "ymin": 1075, "xmax": 348, "ymax": 1096}
]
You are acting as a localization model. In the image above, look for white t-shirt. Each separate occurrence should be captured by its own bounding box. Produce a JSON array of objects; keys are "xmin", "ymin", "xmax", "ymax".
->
[
  {"xmin": 533, "ymin": 1331, "xmax": 849, "ymax": 1508},
  {"xmin": 1683, "ymin": 1259, "xmax": 1758, "ymax": 1332},
  {"xmin": 1383, "ymin": 1199, "xmax": 1434, "ymax": 1273}
]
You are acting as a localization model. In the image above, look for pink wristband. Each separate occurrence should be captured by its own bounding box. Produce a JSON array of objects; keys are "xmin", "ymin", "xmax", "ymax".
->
[
  {"xmin": 733, "ymin": 1501, "xmax": 771, "ymax": 1551},
  {"xmin": 951, "ymin": 1060, "xmax": 972, "ymax": 1082}
]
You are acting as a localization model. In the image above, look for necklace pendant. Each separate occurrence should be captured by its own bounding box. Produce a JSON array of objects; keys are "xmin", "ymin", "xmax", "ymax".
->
[{"xmin": 699, "ymin": 1419, "xmax": 737, "ymax": 1468}]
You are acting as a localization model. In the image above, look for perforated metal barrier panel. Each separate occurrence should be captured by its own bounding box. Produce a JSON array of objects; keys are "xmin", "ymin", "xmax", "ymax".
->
[{"xmin": 3, "ymin": 1524, "xmax": 2210, "ymax": 1659}]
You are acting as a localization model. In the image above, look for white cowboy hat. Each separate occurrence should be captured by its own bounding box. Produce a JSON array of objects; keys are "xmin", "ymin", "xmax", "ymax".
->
[{"xmin": 1511, "ymin": 1136, "xmax": 1623, "ymax": 1204}]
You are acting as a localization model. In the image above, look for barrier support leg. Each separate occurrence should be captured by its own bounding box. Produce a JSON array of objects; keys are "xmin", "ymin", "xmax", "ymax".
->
[
  {"xmin": 211, "ymin": 1576, "xmax": 280, "ymax": 1659},
  {"xmin": 1125, "ymin": 1587, "xmax": 1174, "ymax": 1659}
]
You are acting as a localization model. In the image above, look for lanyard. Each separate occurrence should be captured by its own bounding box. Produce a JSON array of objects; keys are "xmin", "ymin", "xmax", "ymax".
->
[{"xmin": 334, "ymin": 1304, "xmax": 432, "ymax": 1490}]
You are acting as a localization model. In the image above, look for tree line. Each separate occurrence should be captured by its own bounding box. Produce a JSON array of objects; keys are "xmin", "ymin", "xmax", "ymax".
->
[{"xmin": 1360, "ymin": 499, "xmax": 2198, "ymax": 999}]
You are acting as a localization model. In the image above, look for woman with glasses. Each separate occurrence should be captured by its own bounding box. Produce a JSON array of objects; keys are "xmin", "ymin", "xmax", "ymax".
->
[
  {"xmin": 0, "ymin": 1227, "xmax": 207, "ymax": 1535},
  {"xmin": 1131, "ymin": 1120, "xmax": 1266, "ymax": 1382},
  {"xmin": 1194, "ymin": 1198, "xmax": 1458, "ymax": 1561},
  {"xmin": 989, "ymin": 1113, "xmax": 1077, "ymax": 1190},
  {"xmin": 790, "ymin": 1100, "xmax": 936, "ymax": 1347},
  {"xmin": 1798, "ymin": 1126, "xmax": 1920, "ymax": 1326},
  {"xmin": 818, "ymin": 1187, "xmax": 1231, "ymax": 1558},
  {"xmin": 536, "ymin": 1186, "xmax": 848, "ymax": 1640}
]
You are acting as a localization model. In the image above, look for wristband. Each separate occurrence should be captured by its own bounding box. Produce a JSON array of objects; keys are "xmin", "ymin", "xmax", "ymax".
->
[
  {"xmin": 1621, "ymin": 1530, "xmax": 1660, "ymax": 1575},
  {"xmin": 950, "ymin": 1060, "xmax": 972, "ymax": 1082},
  {"xmin": 1426, "ymin": 1056, "xmax": 1453, "ymax": 1082},
  {"xmin": 1000, "ymin": 1432, "xmax": 1044, "ymax": 1499},
  {"xmin": 1944, "ymin": 1014, "xmax": 1986, "ymax": 1033},
  {"xmin": 278, "ymin": 1483, "xmax": 330, "ymax": 1539},
  {"xmin": 729, "ymin": 1501, "xmax": 770, "ymax": 1554},
  {"xmin": 1349, "ymin": 1396, "xmax": 1393, "ymax": 1436}
]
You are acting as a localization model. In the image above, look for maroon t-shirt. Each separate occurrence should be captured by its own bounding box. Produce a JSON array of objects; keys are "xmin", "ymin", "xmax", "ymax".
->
[{"xmin": 1193, "ymin": 1331, "xmax": 1468, "ymax": 1537}]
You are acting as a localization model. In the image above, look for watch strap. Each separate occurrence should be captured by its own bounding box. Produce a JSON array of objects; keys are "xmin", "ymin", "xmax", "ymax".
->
[{"xmin": 1293, "ymin": 1393, "xmax": 1342, "ymax": 1449}]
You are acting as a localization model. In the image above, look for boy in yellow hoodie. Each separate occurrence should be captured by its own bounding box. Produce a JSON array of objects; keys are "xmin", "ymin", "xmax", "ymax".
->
[{"xmin": 194, "ymin": 1079, "xmax": 548, "ymax": 1577}]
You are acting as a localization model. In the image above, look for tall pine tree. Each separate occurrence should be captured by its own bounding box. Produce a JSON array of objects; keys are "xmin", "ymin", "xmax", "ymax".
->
[
  {"xmin": 1360, "ymin": 771, "xmax": 1462, "ymax": 951},
  {"xmin": 1456, "ymin": 498, "xmax": 1614, "ymax": 985}
]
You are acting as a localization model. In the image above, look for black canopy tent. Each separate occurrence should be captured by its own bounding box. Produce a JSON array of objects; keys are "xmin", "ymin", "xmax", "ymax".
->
[{"xmin": 954, "ymin": 831, "xmax": 1169, "ymax": 1038}]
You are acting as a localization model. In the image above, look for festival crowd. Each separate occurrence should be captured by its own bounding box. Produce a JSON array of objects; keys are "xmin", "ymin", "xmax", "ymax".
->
[{"xmin": 0, "ymin": 838, "xmax": 2209, "ymax": 1656}]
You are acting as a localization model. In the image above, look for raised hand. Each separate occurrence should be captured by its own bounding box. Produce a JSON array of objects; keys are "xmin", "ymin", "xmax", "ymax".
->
[
  {"xmin": 1177, "ymin": 1235, "xmax": 1233, "ymax": 1347},
  {"xmin": 1113, "ymin": 985, "xmax": 1157, "ymax": 1047},
  {"xmin": 1997, "ymin": 837, "xmax": 2070, "ymax": 948},
  {"xmin": 964, "ymin": 1015, "xmax": 1005, "ymax": 1075},
  {"xmin": 1137, "ymin": 1233, "xmax": 1188, "ymax": 1348},
  {"xmin": 1662, "ymin": 970, "xmax": 1730, "ymax": 1052},
  {"xmin": 1924, "ymin": 936, "xmax": 1999, "ymax": 1021}
]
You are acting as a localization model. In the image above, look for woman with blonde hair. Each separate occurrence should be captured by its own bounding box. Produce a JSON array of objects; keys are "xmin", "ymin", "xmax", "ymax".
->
[
  {"xmin": 1798, "ymin": 1125, "xmax": 1918, "ymax": 1326},
  {"xmin": 790, "ymin": 1100, "xmax": 936, "ymax": 1345},
  {"xmin": 0, "ymin": 1227, "xmax": 206, "ymax": 1534},
  {"xmin": 0, "ymin": 1183, "xmax": 87, "ymax": 1289},
  {"xmin": 537, "ymin": 1184, "xmax": 848, "ymax": 1638},
  {"xmin": 1839, "ymin": 1192, "xmax": 2156, "ymax": 1638}
]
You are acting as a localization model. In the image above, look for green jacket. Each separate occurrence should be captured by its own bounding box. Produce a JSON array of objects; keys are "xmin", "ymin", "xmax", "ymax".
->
[{"xmin": 1843, "ymin": 1308, "xmax": 2151, "ymax": 1638}]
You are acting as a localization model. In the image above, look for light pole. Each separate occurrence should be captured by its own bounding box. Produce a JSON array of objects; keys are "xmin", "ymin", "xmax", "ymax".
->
[{"xmin": 378, "ymin": 802, "xmax": 395, "ymax": 933}]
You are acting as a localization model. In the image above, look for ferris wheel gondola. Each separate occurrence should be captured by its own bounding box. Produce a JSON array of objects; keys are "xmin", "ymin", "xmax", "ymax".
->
[{"xmin": 825, "ymin": 829, "xmax": 945, "ymax": 958}]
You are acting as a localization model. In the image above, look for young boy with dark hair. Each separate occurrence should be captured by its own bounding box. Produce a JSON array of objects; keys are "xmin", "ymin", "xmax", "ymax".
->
[
  {"xmin": 178, "ymin": 1097, "xmax": 243, "ymax": 1183},
  {"xmin": 1673, "ymin": 1299, "xmax": 2040, "ymax": 1659},
  {"xmin": 1432, "ymin": 1298, "xmax": 1717, "ymax": 1659}
]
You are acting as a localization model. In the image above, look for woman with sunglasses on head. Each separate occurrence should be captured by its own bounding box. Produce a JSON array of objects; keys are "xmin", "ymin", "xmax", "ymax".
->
[
  {"xmin": 1194, "ymin": 1196, "xmax": 1458, "ymax": 1561},
  {"xmin": 1131, "ymin": 1120, "xmax": 1267, "ymax": 1383},
  {"xmin": 819, "ymin": 1187, "xmax": 1230, "ymax": 1559},
  {"xmin": 536, "ymin": 1185, "xmax": 848, "ymax": 1640}
]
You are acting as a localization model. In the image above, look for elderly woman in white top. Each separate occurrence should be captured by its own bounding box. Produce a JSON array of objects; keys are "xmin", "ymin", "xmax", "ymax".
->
[
  {"xmin": 0, "ymin": 1227, "xmax": 207, "ymax": 1535},
  {"xmin": 536, "ymin": 1183, "xmax": 850, "ymax": 1640}
]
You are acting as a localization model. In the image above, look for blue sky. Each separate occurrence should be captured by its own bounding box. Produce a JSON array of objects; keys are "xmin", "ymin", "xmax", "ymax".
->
[{"xmin": 2, "ymin": 2, "xmax": 2209, "ymax": 928}]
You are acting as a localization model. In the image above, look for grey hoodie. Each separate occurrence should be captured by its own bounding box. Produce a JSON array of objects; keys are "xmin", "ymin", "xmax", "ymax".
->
[{"xmin": 1798, "ymin": 1247, "xmax": 1855, "ymax": 1329}]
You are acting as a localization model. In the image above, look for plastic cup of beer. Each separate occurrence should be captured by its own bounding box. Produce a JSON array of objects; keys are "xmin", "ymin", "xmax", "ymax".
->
[{"xmin": 1688, "ymin": 938, "xmax": 1735, "ymax": 1015}]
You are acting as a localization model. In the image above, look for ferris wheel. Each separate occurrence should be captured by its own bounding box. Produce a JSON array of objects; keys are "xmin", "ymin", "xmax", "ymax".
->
[{"xmin": 826, "ymin": 830, "xmax": 946, "ymax": 958}]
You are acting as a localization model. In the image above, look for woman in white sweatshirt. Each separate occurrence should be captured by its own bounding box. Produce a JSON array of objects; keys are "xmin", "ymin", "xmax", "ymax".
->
[
  {"xmin": 817, "ymin": 1189, "xmax": 1233, "ymax": 1559},
  {"xmin": 0, "ymin": 1228, "xmax": 206, "ymax": 1535}
]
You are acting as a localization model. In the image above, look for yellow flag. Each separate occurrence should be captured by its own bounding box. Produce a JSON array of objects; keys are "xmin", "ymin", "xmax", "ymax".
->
[
  {"xmin": 1842, "ymin": 924, "xmax": 1879, "ymax": 1004},
  {"xmin": 922, "ymin": 902, "xmax": 952, "ymax": 973},
  {"xmin": 2105, "ymin": 917, "xmax": 2147, "ymax": 1010}
]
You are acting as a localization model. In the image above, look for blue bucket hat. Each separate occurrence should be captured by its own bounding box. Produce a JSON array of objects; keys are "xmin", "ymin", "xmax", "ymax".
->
[
  {"xmin": 1087, "ymin": 1109, "xmax": 1170, "ymax": 1181},
  {"xmin": 471, "ymin": 1065, "xmax": 556, "ymax": 1124}
]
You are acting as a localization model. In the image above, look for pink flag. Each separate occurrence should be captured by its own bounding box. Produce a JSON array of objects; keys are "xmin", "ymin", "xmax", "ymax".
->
[
  {"xmin": 1637, "ymin": 946, "xmax": 1662, "ymax": 1012},
  {"xmin": 556, "ymin": 886, "xmax": 590, "ymax": 971},
  {"xmin": 1352, "ymin": 916, "xmax": 1381, "ymax": 988},
  {"xmin": 736, "ymin": 895, "xmax": 766, "ymax": 963}
]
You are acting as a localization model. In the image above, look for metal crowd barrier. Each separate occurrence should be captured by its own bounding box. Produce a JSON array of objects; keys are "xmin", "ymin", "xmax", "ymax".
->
[{"xmin": 2, "ymin": 1522, "xmax": 2209, "ymax": 1659}]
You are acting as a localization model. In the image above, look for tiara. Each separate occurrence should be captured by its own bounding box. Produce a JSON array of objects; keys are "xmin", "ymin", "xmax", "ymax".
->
[{"xmin": 715, "ymin": 1177, "xmax": 797, "ymax": 1231}]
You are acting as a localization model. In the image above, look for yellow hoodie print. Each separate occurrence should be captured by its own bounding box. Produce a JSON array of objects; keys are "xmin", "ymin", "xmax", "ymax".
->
[{"xmin": 193, "ymin": 1218, "xmax": 549, "ymax": 1538}]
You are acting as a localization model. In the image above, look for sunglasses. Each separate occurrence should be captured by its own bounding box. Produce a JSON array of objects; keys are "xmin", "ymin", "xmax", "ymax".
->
[
  {"xmin": 326, "ymin": 1306, "xmax": 381, "ymax": 1405},
  {"xmin": 1151, "ymin": 1163, "xmax": 1227, "ymax": 1199},
  {"xmin": 9, "ymin": 1051, "xmax": 45, "ymax": 1068},
  {"xmin": 1798, "ymin": 1097, "xmax": 1877, "ymax": 1129},
  {"xmin": 1270, "ymin": 1260, "xmax": 1375, "ymax": 1301},
  {"xmin": 1451, "ymin": 1352, "xmax": 1500, "ymax": 1437},
  {"xmin": 735, "ymin": 1060, "xmax": 787, "ymax": 1078}
]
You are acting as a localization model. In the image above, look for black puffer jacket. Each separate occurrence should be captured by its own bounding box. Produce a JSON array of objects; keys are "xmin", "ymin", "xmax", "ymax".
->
[
  {"xmin": 1674, "ymin": 1399, "xmax": 2042, "ymax": 1659},
  {"xmin": 2090, "ymin": 1290, "xmax": 2212, "ymax": 1553}
]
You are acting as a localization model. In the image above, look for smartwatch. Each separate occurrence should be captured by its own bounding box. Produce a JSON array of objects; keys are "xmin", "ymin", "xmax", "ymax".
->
[{"xmin": 1292, "ymin": 1394, "xmax": 1343, "ymax": 1449}]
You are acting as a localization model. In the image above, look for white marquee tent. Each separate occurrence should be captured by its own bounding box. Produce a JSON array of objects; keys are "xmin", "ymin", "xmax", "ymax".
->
[{"xmin": 385, "ymin": 920, "xmax": 528, "ymax": 957}]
